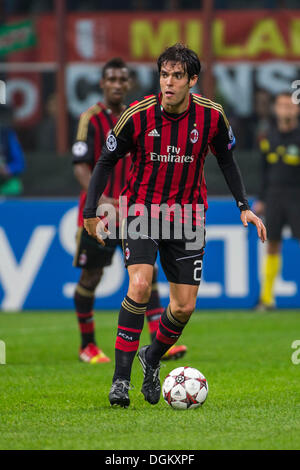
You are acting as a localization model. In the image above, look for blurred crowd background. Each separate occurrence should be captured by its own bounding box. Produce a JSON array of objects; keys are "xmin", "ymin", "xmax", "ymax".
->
[
  {"xmin": 1, "ymin": 1, "xmax": 299, "ymax": 13},
  {"xmin": 0, "ymin": 0, "xmax": 299, "ymax": 197}
]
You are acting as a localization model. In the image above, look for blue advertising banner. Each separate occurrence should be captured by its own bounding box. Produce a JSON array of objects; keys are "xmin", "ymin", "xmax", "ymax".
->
[{"xmin": 0, "ymin": 198, "xmax": 299, "ymax": 310}]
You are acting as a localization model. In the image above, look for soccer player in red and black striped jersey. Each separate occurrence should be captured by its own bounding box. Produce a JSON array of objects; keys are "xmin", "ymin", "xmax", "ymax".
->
[
  {"xmin": 72, "ymin": 58, "xmax": 179, "ymax": 364},
  {"xmin": 83, "ymin": 45, "xmax": 266, "ymax": 406}
]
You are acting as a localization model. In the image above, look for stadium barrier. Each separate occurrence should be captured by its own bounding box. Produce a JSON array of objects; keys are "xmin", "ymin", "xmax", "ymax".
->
[
  {"xmin": 0, "ymin": 199, "xmax": 299, "ymax": 311},
  {"xmin": 20, "ymin": 150, "xmax": 261, "ymax": 197}
]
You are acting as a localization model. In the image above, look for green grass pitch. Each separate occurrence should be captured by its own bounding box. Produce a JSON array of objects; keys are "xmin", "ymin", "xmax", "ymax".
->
[{"xmin": 0, "ymin": 310, "xmax": 299, "ymax": 450}]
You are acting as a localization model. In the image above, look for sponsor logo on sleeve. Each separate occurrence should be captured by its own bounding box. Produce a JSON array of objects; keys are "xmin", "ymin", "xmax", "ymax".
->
[
  {"xmin": 72, "ymin": 141, "xmax": 88, "ymax": 157},
  {"xmin": 106, "ymin": 134, "xmax": 117, "ymax": 152},
  {"xmin": 227, "ymin": 126, "xmax": 236, "ymax": 150}
]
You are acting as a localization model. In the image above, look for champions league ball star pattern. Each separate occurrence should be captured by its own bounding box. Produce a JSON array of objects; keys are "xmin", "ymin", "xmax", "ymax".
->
[{"xmin": 162, "ymin": 366, "xmax": 208, "ymax": 410}]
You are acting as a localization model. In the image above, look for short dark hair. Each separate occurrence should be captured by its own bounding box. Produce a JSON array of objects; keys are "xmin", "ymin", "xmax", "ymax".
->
[
  {"xmin": 157, "ymin": 43, "xmax": 201, "ymax": 81},
  {"xmin": 102, "ymin": 57, "xmax": 128, "ymax": 79}
]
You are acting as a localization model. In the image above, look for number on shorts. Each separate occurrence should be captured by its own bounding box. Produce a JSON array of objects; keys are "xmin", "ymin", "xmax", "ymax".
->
[{"xmin": 193, "ymin": 259, "xmax": 202, "ymax": 282}]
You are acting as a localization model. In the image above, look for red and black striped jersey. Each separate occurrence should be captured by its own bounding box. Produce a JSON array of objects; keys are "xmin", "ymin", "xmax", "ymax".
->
[
  {"xmin": 72, "ymin": 102, "xmax": 131, "ymax": 226},
  {"xmin": 83, "ymin": 93, "xmax": 249, "ymax": 224}
]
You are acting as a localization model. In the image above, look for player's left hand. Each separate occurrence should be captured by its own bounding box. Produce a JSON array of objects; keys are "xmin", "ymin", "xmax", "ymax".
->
[{"xmin": 240, "ymin": 209, "xmax": 267, "ymax": 243}]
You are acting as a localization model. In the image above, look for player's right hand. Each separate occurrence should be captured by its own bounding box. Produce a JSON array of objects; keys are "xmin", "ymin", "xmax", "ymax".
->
[
  {"xmin": 240, "ymin": 209, "xmax": 267, "ymax": 243},
  {"xmin": 83, "ymin": 217, "xmax": 110, "ymax": 246}
]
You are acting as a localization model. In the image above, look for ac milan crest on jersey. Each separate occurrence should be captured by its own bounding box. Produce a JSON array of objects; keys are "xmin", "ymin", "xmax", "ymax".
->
[
  {"xmin": 79, "ymin": 252, "xmax": 87, "ymax": 266},
  {"xmin": 190, "ymin": 128, "xmax": 199, "ymax": 144},
  {"xmin": 125, "ymin": 247, "xmax": 130, "ymax": 260}
]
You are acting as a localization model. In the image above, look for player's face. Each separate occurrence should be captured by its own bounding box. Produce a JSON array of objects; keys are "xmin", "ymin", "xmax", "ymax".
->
[
  {"xmin": 274, "ymin": 95, "xmax": 300, "ymax": 123},
  {"xmin": 160, "ymin": 61, "xmax": 198, "ymax": 113},
  {"xmin": 101, "ymin": 67, "xmax": 130, "ymax": 106}
]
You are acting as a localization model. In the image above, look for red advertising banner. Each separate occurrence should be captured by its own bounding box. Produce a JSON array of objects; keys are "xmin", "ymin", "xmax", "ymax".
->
[
  {"xmin": 7, "ymin": 71, "xmax": 41, "ymax": 126},
  {"xmin": 6, "ymin": 10, "xmax": 300, "ymax": 64}
]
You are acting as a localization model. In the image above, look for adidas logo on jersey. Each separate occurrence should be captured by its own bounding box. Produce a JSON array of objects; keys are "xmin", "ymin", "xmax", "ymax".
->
[{"xmin": 148, "ymin": 128, "xmax": 160, "ymax": 137}]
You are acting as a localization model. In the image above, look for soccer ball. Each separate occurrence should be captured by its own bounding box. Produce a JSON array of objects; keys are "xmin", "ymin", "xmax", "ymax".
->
[{"xmin": 162, "ymin": 366, "xmax": 208, "ymax": 410}]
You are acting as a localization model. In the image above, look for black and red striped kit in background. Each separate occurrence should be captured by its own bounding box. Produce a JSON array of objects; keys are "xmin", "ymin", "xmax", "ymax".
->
[
  {"xmin": 72, "ymin": 102, "xmax": 131, "ymax": 227},
  {"xmin": 72, "ymin": 100, "xmax": 165, "ymax": 352}
]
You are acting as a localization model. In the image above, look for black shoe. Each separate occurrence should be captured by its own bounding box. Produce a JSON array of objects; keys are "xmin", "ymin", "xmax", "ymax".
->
[
  {"xmin": 138, "ymin": 345, "xmax": 161, "ymax": 405},
  {"xmin": 109, "ymin": 379, "xmax": 131, "ymax": 408}
]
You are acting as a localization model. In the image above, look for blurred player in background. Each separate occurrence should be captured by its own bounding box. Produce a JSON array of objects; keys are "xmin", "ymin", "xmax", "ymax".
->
[
  {"xmin": 0, "ymin": 105, "xmax": 25, "ymax": 196},
  {"xmin": 83, "ymin": 44, "xmax": 266, "ymax": 407},
  {"xmin": 253, "ymin": 92, "xmax": 300, "ymax": 310},
  {"xmin": 72, "ymin": 58, "xmax": 186, "ymax": 363}
]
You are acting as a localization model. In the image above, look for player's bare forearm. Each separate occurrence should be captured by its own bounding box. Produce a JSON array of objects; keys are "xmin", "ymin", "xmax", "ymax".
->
[
  {"xmin": 98, "ymin": 195, "xmax": 118, "ymax": 206},
  {"xmin": 252, "ymin": 200, "xmax": 265, "ymax": 216},
  {"xmin": 73, "ymin": 163, "xmax": 91, "ymax": 192},
  {"xmin": 98, "ymin": 195, "xmax": 120, "ymax": 221},
  {"xmin": 83, "ymin": 147, "xmax": 120, "ymax": 220},
  {"xmin": 240, "ymin": 209, "xmax": 267, "ymax": 243}
]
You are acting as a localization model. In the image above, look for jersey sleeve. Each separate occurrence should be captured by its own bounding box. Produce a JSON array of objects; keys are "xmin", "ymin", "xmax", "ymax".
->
[
  {"xmin": 210, "ymin": 110, "xmax": 250, "ymax": 212},
  {"xmin": 210, "ymin": 109, "xmax": 236, "ymax": 156},
  {"xmin": 72, "ymin": 115, "xmax": 96, "ymax": 165},
  {"xmin": 83, "ymin": 113, "xmax": 134, "ymax": 219}
]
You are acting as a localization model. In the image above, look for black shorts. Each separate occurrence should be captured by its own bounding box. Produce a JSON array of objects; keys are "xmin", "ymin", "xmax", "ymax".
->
[
  {"xmin": 265, "ymin": 187, "xmax": 300, "ymax": 241},
  {"xmin": 73, "ymin": 227, "xmax": 122, "ymax": 269},
  {"xmin": 122, "ymin": 217, "xmax": 205, "ymax": 285}
]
